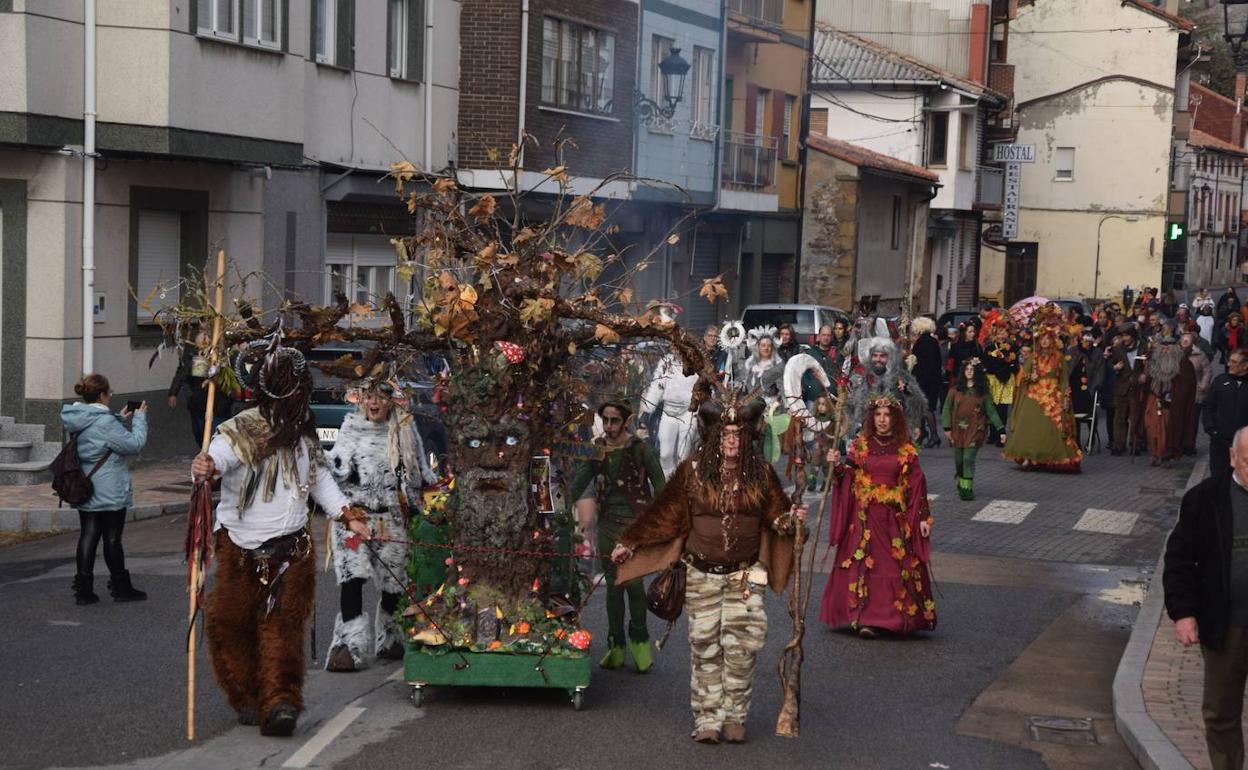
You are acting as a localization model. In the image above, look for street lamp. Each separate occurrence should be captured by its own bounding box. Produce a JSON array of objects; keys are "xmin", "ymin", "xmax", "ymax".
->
[
  {"xmin": 1224, "ymin": 0, "xmax": 1248, "ymax": 65},
  {"xmin": 635, "ymin": 47, "xmax": 691, "ymax": 126},
  {"xmin": 1094, "ymin": 214, "xmax": 1140, "ymax": 300}
]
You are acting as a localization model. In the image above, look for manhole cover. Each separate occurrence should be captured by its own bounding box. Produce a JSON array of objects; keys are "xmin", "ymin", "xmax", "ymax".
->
[{"xmin": 1026, "ymin": 716, "xmax": 1097, "ymax": 746}]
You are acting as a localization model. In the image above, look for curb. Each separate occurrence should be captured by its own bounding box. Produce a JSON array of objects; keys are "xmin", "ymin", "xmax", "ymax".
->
[
  {"xmin": 0, "ymin": 499, "xmax": 186, "ymax": 534},
  {"xmin": 1111, "ymin": 456, "xmax": 1206, "ymax": 770}
]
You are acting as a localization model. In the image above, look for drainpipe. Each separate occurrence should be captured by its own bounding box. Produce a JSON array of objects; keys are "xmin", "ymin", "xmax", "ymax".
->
[
  {"xmin": 711, "ymin": 0, "xmax": 727, "ymax": 213},
  {"xmin": 423, "ymin": 0, "xmax": 433, "ymax": 171},
  {"xmin": 81, "ymin": 0, "xmax": 97, "ymax": 376},
  {"xmin": 791, "ymin": 0, "xmax": 816, "ymax": 302},
  {"xmin": 517, "ymin": 0, "xmax": 530, "ymax": 169}
]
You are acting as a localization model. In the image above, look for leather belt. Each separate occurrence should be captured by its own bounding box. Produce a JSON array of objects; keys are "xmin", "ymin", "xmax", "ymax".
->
[{"xmin": 683, "ymin": 552, "xmax": 751, "ymax": 575}]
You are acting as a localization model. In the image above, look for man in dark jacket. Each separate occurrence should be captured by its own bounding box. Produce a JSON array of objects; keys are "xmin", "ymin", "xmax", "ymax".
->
[
  {"xmin": 1108, "ymin": 326, "xmax": 1143, "ymax": 455},
  {"xmin": 801, "ymin": 324, "xmax": 839, "ymax": 403},
  {"xmin": 1204, "ymin": 349, "xmax": 1248, "ymax": 479},
  {"xmin": 1164, "ymin": 427, "xmax": 1248, "ymax": 770}
]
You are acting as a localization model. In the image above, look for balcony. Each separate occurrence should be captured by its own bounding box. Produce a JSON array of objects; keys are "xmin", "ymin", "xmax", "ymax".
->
[
  {"xmin": 727, "ymin": 0, "xmax": 784, "ymax": 43},
  {"xmin": 722, "ymin": 131, "xmax": 777, "ymax": 191}
]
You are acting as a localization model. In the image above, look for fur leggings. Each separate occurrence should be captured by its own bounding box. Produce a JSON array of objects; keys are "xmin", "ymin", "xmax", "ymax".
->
[{"xmin": 205, "ymin": 531, "xmax": 315, "ymax": 723}]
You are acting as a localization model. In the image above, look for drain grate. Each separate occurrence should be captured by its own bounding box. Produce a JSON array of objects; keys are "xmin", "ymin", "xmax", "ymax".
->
[{"xmin": 1026, "ymin": 716, "xmax": 1097, "ymax": 746}]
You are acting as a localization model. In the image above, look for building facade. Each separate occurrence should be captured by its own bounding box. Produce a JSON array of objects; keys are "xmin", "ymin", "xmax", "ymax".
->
[{"xmin": 0, "ymin": 0, "xmax": 459, "ymax": 456}]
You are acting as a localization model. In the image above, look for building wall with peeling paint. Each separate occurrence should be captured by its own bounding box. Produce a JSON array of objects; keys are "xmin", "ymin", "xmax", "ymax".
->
[{"xmin": 985, "ymin": 0, "xmax": 1181, "ymax": 301}]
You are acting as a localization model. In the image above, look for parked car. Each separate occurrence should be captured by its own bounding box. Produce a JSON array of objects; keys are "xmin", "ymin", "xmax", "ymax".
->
[
  {"xmin": 936, "ymin": 309, "xmax": 980, "ymax": 333},
  {"xmin": 306, "ymin": 344, "xmax": 448, "ymax": 471},
  {"xmin": 740, "ymin": 304, "xmax": 849, "ymax": 344},
  {"xmin": 1050, "ymin": 298, "xmax": 1087, "ymax": 317}
]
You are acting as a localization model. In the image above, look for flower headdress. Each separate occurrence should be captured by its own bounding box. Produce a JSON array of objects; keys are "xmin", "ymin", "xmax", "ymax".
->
[{"xmin": 745, "ymin": 325, "xmax": 778, "ymax": 357}]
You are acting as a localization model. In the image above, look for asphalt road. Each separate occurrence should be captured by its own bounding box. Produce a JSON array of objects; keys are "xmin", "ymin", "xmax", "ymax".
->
[{"xmin": 0, "ymin": 433, "xmax": 1191, "ymax": 770}]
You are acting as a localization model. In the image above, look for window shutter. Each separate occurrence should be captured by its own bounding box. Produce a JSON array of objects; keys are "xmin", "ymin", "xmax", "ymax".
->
[
  {"xmin": 136, "ymin": 211, "xmax": 183, "ymax": 323},
  {"xmin": 338, "ymin": 0, "xmax": 354, "ymax": 68},
  {"xmin": 192, "ymin": 0, "xmax": 205, "ymax": 32},
  {"xmin": 744, "ymin": 84, "xmax": 757, "ymax": 137},
  {"xmin": 810, "ymin": 107, "xmax": 828, "ymax": 136},
  {"xmin": 771, "ymin": 90, "xmax": 785, "ymax": 141},
  {"xmin": 243, "ymin": 0, "xmax": 256, "ymax": 40},
  {"xmin": 407, "ymin": 0, "xmax": 425, "ymax": 82},
  {"xmin": 385, "ymin": 0, "xmax": 393, "ymax": 77},
  {"xmin": 280, "ymin": 0, "xmax": 289, "ymax": 51}
]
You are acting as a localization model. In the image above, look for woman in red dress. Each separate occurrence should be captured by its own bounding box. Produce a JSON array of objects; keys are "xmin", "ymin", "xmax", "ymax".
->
[{"xmin": 819, "ymin": 395, "xmax": 935, "ymax": 638}]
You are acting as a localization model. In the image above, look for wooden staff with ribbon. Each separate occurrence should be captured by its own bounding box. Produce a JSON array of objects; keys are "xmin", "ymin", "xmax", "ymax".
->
[
  {"xmin": 775, "ymin": 353, "xmax": 844, "ymax": 738},
  {"xmin": 185, "ymin": 249, "xmax": 226, "ymax": 741}
]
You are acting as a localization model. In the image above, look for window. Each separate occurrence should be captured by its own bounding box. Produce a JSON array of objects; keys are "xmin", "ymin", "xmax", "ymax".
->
[
  {"xmin": 135, "ymin": 211, "xmax": 182, "ymax": 324},
  {"xmin": 810, "ymin": 107, "xmax": 828, "ymax": 136},
  {"xmin": 313, "ymin": 0, "xmax": 335, "ymax": 64},
  {"xmin": 958, "ymin": 116, "xmax": 974, "ymax": 171},
  {"xmin": 890, "ymin": 195, "xmax": 902, "ymax": 250},
  {"xmin": 243, "ymin": 0, "xmax": 281, "ymax": 48},
  {"xmin": 540, "ymin": 17, "xmax": 615, "ymax": 114},
  {"xmin": 723, "ymin": 77, "xmax": 733, "ymax": 131},
  {"xmin": 650, "ymin": 35, "xmax": 674, "ymax": 109},
  {"xmin": 691, "ymin": 46, "xmax": 715, "ymax": 128},
  {"xmin": 782, "ymin": 95, "xmax": 795, "ymax": 161},
  {"xmin": 325, "ymin": 234, "xmax": 402, "ymax": 308},
  {"xmin": 388, "ymin": 0, "xmax": 424, "ymax": 81},
  {"xmin": 754, "ymin": 88, "xmax": 769, "ymax": 135},
  {"xmin": 1056, "ymin": 147, "xmax": 1075, "ymax": 181},
  {"xmin": 927, "ymin": 112, "xmax": 949, "ymax": 167},
  {"xmin": 197, "ymin": 0, "xmax": 238, "ymax": 39}
]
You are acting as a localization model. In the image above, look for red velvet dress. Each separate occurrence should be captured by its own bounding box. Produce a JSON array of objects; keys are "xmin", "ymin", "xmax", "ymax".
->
[{"xmin": 819, "ymin": 437, "xmax": 936, "ymax": 635}]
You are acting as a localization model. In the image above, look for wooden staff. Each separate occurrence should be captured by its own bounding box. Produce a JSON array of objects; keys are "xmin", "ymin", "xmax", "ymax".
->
[{"xmin": 187, "ymin": 249, "xmax": 226, "ymax": 740}]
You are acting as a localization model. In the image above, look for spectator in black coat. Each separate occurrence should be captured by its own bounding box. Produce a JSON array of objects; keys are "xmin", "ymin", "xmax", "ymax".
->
[
  {"xmin": 1217, "ymin": 287, "xmax": 1242, "ymax": 323},
  {"xmin": 1204, "ymin": 349, "xmax": 1248, "ymax": 479},
  {"xmin": 1215, "ymin": 314, "xmax": 1246, "ymax": 366},
  {"xmin": 910, "ymin": 317, "xmax": 943, "ymax": 448},
  {"xmin": 1164, "ymin": 426, "xmax": 1248, "ymax": 770}
]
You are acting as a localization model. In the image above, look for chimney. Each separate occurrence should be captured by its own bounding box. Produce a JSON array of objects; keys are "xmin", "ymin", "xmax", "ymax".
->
[
  {"xmin": 1236, "ymin": 73, "xmax": 1247, "ymax": 149},
  {"xmin": 968, "ymin": 3, "xmax": 989, "ymax": 86}
]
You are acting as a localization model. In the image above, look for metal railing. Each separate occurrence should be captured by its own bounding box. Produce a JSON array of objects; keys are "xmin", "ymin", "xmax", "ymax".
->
[
  {"xmin": 721, "ymin": 131, "xmax": 777, "ymax": 191},
  {"xmin": 726, "ymin": 0, "xmax": 783, "ymax": 26}
]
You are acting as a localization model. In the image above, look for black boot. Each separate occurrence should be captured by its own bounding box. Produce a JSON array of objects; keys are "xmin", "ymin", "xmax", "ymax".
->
[
  {"xmin": 107, "ymin": 570, "xmax": 147, "ymax": 602},
  {"xmin": 261, "ymin": 704, "xmax": 299, "ymax": 737},
  {"xmin": 72, "ymin": 574, "xmax": 99, "ymax": 605}
]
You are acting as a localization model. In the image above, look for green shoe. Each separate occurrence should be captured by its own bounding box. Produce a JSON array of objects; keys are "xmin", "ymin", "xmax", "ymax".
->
[
  {"xmin": 628, "ymin": 639, "xmax": 653, "ymax": 673},
  {"xmin": 599, "ymin": 645, "xmax": 626, "ymax": 669}
]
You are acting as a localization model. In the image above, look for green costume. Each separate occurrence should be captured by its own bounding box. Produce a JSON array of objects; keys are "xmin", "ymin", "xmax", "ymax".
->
[
  {"xmin": 569, "ymin": 436, "xmax": 665, "ymax": 670},
  {"xmin": 942, "ymin": 387, "xmax": 1003, "ymax": 500}
]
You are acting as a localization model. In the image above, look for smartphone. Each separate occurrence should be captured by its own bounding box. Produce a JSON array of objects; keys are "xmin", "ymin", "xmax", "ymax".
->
[{"xmin": 126, "ymin": 400, "xmax": 144, "ymax": 412}]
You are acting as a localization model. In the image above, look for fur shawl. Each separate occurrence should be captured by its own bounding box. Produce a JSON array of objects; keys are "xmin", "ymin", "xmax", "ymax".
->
[
  {"xmin": 616, "ymin": 459, "xmax": 795, "ymax": 593},
  {"xmin": 328, "ymin": 411, "xmax": 428, "ymax": 513}
]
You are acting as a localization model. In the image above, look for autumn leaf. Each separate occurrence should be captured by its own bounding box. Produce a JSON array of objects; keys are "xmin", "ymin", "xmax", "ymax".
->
[
  {"xmin": 469, "ymin": 194, "xmax": 497, "ymax": 223},
  {"xmin": 437, "ymin": 270, "xmax": 458, "ymax": 291},
  {"xmin": 518, "ymin": 297, "xmax": 555, "ymax": 325},
  {"xmin": 565, "ymin": 196, "xmax": 606, "ymax": 229},
  {"xmin": 349, "ymin": 302, "xmax": 375, "ymax": 322},
  {"xmin": 573, "ymin": 252, "xmax": 603, "ymax": 281},
  {"xmin": 616, "ymin": 287, "xmax": 634, "ymax": 305},
  {"xmin": 498, "ymin": 251, "xmax": 520, "ymax": 268},
  {"xmin": 507, "ymin": 143, "xmax": 521, "ymax": 167},
  {"xmin": 391, "ymin": 237, "xmax": 408, "ymax": 261},
  {"xmin": 475, "ymin": 242, "xmax": 498, "ymax": 266},
  {"xmin": 457, "ymin": 284, "xmax": 479, "ymax": 310},
  {"xmin": 666, "ymin": 234, "xmax": 680, "ymax": 245},
  {"xmin": 699, "ymin": 276, "xmax": 730, "ymax": 303},
  {"xmin": 432, "ymin": 177, "xmax": 457, "ymax": 194},
  {"xmin": 542, "ymin": 166, "xmax": 569, "ymax": 184},
  {"xmin": 397, "ymin": 261, "xmax": 416, "ymax": 283},
  {"xmin": 478, "ymin": 272, "xmax": 494, "ymax": 290},
  {"xmin": 513, "ymin": 228, "xmax": 537, "ymax": 249},
  {"xmin": 486, "ymin": 147, "xmax": 502, "ymax": 163},
  {"xmin": 567, "ymin": 342, "xmax": 578, "ymax": 355},
  {"xmin": 594, "ymin": 324, "xmax": 621, "ymax": 345},
  {"xmin": 391, "ymin": 160, "xmax": 418, "ymax": 195}
]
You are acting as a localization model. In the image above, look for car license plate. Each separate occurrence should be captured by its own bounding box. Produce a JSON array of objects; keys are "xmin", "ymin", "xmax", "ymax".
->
[{"xmin": 317, "ymin": 427, "xmax": 339, "ymax": 443}]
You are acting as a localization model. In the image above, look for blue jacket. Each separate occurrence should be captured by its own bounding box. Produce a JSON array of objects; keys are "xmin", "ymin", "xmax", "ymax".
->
[{"xmin": 60, "ymin": 403, "xmax": 148, "ymax": 512}]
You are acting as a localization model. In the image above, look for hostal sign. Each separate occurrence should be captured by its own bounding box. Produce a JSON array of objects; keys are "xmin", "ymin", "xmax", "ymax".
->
[{"xmin": 994, "ymin": 144, "xmax": 1034, "ymax": 240}]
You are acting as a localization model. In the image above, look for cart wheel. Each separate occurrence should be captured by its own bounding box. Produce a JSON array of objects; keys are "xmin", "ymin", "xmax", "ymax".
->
[
  {"xmin": 410, "ymin": 685, "xmax": 424, "ymax": 708},
  {"xmin": 571, "ymin": 688, "xmax": 585, "ymax": 711}
]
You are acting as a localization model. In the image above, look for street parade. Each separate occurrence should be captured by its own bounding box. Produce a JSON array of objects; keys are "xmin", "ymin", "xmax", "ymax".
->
[{"xmin": 14, "ymin": 2, "xmax": 1248, "ymax": 769}]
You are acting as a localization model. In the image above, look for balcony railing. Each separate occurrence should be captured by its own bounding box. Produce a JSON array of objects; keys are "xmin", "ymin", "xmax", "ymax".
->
[
  {"xmin": 721, "ymin": 131, "xmax": 777, "ymax": 191},
  {"xmin": 727, "ymin": 0, "xmax": 783, "ymax": 27}
]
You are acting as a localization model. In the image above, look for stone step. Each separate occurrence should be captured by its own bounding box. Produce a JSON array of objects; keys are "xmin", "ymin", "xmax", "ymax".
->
[
  {"xmin": 0, "ymin": 440, "xmax": 32, "ymax": 464},
  {"xmin": 0, "ymin": 422, "xmax": 47, "ymax": 443},
  {"xmin": 28, "ymin": 442, "xmax": 62, "ymax": 462},
  {"xmin": 0, "ymin": 460, "xmax": 52, "ymax": 486}
]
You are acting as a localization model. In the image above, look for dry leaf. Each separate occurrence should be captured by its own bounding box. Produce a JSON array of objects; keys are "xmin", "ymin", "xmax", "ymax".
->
[
  {"xmin": 594, "ymin": 324, "xmax": 621, "ymax": 345},
  {"xmin": 519, "ymin": 297, "xmax": 556, "ymax": 325},
  {"xmin": 567, "ymin": 342, "xmax": 578, "ymax": 355},
  {"xmin": 699, "ymin": 276, "xmax": 730, "ymax": 303},
  {"xmin": 507, "ymin": 143, "xmax": 521, "ymax": 167},
  {"xmin": 617, "ymin": 287, "xmax": 634, "ymax": 305},
  {"xmin": 487, "ymin": 147, "xmax": 502, "ymax": 163},
  {"xmin": 542, "ymin": 166, "xmax": 569, "ymax": 184},
  {"xmin": 391, "ymin": 160, "xmax": 418, "ymax": 195},
  {"xmin": 433, "ymin": 177, "xmax": 457, "ymax": 194},
  {"xmin": 565, "ymin": 197, "xmax": 606, "ymax": 229},
  {"xmin": 475, "ymin": 242, "xmax": 498, "ymax": 266},
  {"xmin": 513, "ymin": 228, "xmax": 537, "ymax": 249},
  {"xmin": 469, "ymin": 194, "xmax": 497, "ymax": 223},
  {"xmin": 498, "ymin": 251, "xmax": 520, "ymax": 268},
  {"xmin": 438, "ymin": 271, "xmax": 458, "ymax": 291},
  {"xmin": 666, "ymin": 234, "xmax": 680, "ymax": 245},
  {"xmin": 349, "ymin": 302, "xmax": 375, "ymax": 322}
]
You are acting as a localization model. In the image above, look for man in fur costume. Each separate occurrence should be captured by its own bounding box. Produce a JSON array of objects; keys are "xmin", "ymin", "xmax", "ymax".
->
[
  {"xmin": 569, "ymin": 399, "xmax": 665, "ymax": 672},
  {"xmin": 191, "ymin": 346, "xmax": 370, "ymax": 737},
  {"xmin": 611, "ymin": 389, "xmax": 808, "ymax": 745},
  {"xmin": 1141, "ymin": 334, "xmax": 1197, "ymax": 466},
  {"xmin": 845, "ymin": 337, "xmax": 928, "ymax": 440},
  {"xmin": 325, "ymin": 380, "xmax": 439, "ymax": 672}
]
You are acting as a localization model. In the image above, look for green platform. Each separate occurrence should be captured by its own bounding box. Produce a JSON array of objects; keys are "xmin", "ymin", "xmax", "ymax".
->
[{"xmin": 404, "ymin": 645, "xmax": 592, "ymax": 708}]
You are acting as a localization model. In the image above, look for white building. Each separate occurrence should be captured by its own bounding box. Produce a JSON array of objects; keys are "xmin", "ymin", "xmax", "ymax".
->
[
  {"xmin": 809, "ymin": 26, "xmax": 1004, "ymax": 314},
  {"xmin": 0, "ymin": 0, "xmax": 458, "ymax": 458}
]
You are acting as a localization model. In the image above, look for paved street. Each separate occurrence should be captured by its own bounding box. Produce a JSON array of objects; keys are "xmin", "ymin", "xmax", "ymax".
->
[{"xmin": 0, "ymin": 431, "xmax": 1189, "ymax": 770}]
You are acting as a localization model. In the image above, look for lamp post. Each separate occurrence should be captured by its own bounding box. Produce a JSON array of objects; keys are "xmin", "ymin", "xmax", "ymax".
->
[
  {"xmin": 1094, "ymin": 214, "xmax": 1140, "ymax": 300},
  {"xmin": 1224, "ymin": 0, "xmax": 1248, "ymax": 65},
  {"xmin": 634, "ymin": 47, "xmax": 691, "ymax": 126}
]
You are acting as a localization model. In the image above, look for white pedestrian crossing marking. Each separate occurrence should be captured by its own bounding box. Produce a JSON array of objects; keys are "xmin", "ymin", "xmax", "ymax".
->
[
  {"xmin": 972, "ymin": 500, "xmax": 1036, "ymax": 524},
  {"xmin": 1074, "ymin": 508, "xmax": 1138, "ymax": 536}
]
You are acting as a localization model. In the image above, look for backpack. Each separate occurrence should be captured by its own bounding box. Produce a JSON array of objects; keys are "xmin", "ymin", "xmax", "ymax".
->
[{"xmin": 50, "ymin": 431, "xmax": 112, "ymax": 508}]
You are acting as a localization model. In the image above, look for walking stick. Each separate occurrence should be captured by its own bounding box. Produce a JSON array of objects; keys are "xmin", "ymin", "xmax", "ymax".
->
[{"xmin": 186, "ymin": 249, "xmax": 226, "ymax": 741}]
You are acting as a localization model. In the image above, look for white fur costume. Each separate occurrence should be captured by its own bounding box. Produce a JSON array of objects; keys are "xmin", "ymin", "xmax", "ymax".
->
[
  {"xmin": 325, "ymin": 410, "xmax": 434, "ymax": 667},
  {"xmin": 640, "ymin": 352, "xmax": 699, "ymax": 478}
]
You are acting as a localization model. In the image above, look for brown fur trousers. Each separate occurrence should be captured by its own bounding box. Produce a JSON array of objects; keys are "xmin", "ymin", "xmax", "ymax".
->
[{"xmin": 205, "ymin": 530, "xmax": 315, "ymax": 724}]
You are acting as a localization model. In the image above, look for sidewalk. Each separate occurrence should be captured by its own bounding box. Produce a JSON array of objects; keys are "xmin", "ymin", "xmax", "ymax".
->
[
  {"xmin": 1114, "ymin": 457, "xmax": 1222, "ymax": 770},
  {"xmin": 0, "ymin": 459, "xmax": 193, "ymax": 533}
]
